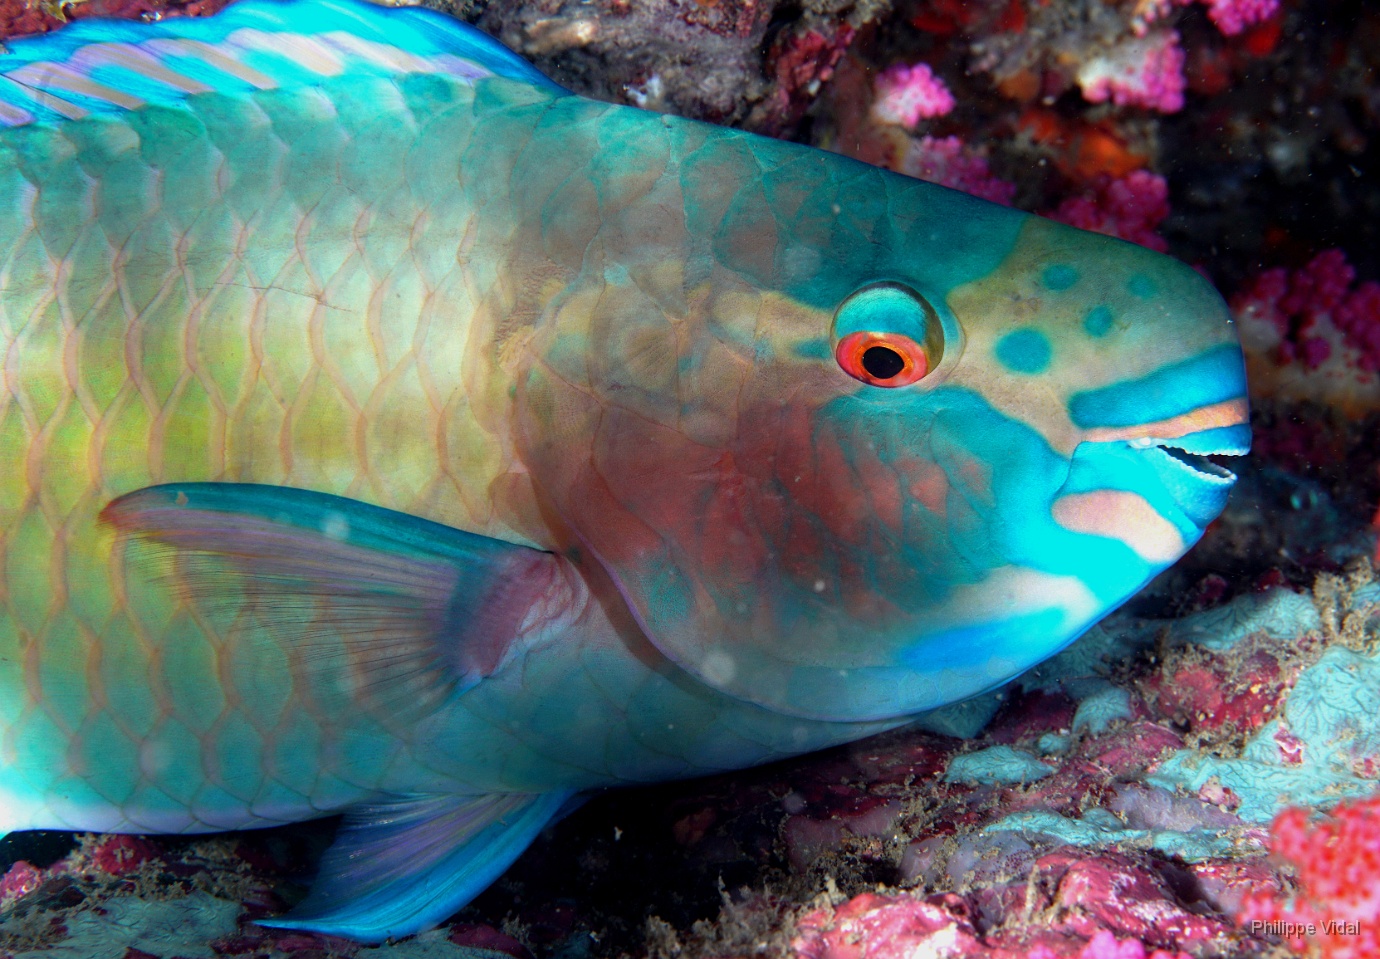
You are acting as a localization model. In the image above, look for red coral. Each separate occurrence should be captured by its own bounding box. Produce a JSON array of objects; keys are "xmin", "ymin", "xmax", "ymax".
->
[
  {"xmin": 0, "ymin": 860, "xmax": 43, "ymax": 904},
  {"xmin": 1281, "ymin": 249, "xmax": 1355, "ymax": 316},
  {"xmin": 0, "ymin": 0, "xmax": 56, "ymax": 39},
  {"xmin": 1333, "ymin": 281, "xmax": 1380, "ymax": 369},
  {"xmin": 1039, "ymin": 930, "xmax": 1191, "ymax": 959},
  {"xmin": 1234, "ymin": 266, "xmax": 1291, "ymax": 333},
  {"xmin": 1273, "ymin": 726, "xmax": 1306, "ymax": 765},
  {"xmin": 908, "ymin": 0, "xmax": 981, "ymax": 37},
  {"xmin": 1190, "ymin": 858, "xmax": 1285, "ymax": 915},
  {"xmin": 760, "ymin": 23, "xmax": 856, "ymax": 135},
  {"xmin": 1144, "ymin": 646, "xmax": 1287, "ymax": 736},
  {"xmin": 90, "ymin": 834, "xmax": 156, "ymax": 876},
  {"xmin": 0, "ymin": 0, "xmax": 230, "ymax": 42},
  {"xmin": 794, "ymin": 893, "xmax": 983, "ymax": 959},
  {"xmin": 1138, "ymin": 0, "xmax": 1279, "ymax": 38},
  {"xmin": 448, "ymin": 923, "xmax": 534, "ymax": 959},
  {"xmin": 1047, "ymin": 852, "xmax": 1228, "ymax": 947},
  {"xmin": 796, "ymin": 849, "xmax": 1232, "ymax": 958},
  {"xmin": 1238, "ymin": 794, "xmax": 1380, "ymax": 958},
  {"xmin": 1202, "ymin": 0, "xmax": 1280, "ymax": 37}
]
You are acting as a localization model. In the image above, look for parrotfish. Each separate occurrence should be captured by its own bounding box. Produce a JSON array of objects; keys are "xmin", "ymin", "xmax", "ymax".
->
[{"xmin": 0, "ymin": 0, "xmax": 1249, "ymax": 942}]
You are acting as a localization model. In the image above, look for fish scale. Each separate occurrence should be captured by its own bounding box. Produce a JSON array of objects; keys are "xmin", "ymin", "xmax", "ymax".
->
[
  {"xmin": 0, "ymin": 0, "xmax": 1250, "ymax": 942},
  {"xmin": 1, "ymin": 70, "xmax": 833, "ymax": 828}
]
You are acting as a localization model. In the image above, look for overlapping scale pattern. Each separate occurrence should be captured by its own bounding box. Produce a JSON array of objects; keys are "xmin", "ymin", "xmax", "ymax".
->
[{"xmin": 0, "ymin": 71, "xmax": 541, "ymax": 831}]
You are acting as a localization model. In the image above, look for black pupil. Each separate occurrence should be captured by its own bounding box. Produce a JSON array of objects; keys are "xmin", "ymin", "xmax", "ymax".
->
[{"xmin": 862, "ymin": 345, "xmax": 905, "ymax": 380}]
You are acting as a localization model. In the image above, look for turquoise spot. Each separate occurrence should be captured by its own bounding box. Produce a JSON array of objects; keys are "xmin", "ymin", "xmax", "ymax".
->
[
  {"xmin": 1042, "ymin": 265, "xmax": 1079, "ymax": 291},
  {"xmin": 793, "ymin": 339, "xmax": 832, "ymax": 360},
  {"xmin": 1083, "ymin": 305, "xmax": 1115, "ymax": 337},
  {"xmin": 995, "ymin": 328, "xmax": 1052, "ymax": 374},
  {"xmin": 1128, "ymin": 275, "xmax": 1157, "ymax": 298}
]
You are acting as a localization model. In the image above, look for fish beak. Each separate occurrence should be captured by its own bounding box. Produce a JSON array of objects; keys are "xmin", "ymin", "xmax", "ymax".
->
[
  {"xmin": 1082, "ymin": 395, "xmax": 1251, "ymax": 488},
  {"xmin": 1127, "ymin": 423, "xmax": 1250, "ymax": 485},
  {"xmin": 1124, "ymin": 418, "xmax": 1250, "ymax": 531}
]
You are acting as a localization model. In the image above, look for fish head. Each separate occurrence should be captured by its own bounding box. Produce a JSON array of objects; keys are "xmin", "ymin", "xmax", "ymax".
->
[{"xmin": 515, "ymin": 119, "xmax": 1248, "ymax": 722}]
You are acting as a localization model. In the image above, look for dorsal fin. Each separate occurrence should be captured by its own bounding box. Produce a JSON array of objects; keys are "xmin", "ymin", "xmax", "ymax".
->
[{"xmin": 0, "ymin": 0, "xmax": 566, "ymax": 127}]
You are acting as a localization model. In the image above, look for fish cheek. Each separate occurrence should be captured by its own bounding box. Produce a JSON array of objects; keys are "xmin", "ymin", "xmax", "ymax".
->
[
  {"xmin": 519, "ymin": 328, "xmax": 947, "ymax": 660},
  {"xmin": 730, "ymin": 397, "xmax": 941, "ymax": 625}
]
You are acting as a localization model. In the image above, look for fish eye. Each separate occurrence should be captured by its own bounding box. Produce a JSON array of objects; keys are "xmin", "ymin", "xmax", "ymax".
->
[
  {"xmin": 831, "ymin": 283, "xmax": 940, "ymax": 388},
  {"xmin": 836, "ymin": 332, "xmax": 928, "ymax": 386}
]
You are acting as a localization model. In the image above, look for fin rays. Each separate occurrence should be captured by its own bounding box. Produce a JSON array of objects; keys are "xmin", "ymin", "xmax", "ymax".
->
[
  {"xmin": 102, "ymin": 483, "xmax": 579, "ymax": 728},
  {"xmin": 260, "ymin": 790, "xmax": 573, "ymax": 942}
]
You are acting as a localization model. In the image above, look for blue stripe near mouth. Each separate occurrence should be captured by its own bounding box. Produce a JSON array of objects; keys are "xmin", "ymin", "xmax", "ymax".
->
[{"xmin": 1068, "ymin": 344, "xmax": 1248, "ymax": 430}]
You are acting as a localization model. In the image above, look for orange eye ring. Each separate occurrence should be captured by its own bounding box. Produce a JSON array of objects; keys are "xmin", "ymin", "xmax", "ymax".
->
[{"xmin": 835, "ymin": 331, "xmax": 929, "ymax": 387}]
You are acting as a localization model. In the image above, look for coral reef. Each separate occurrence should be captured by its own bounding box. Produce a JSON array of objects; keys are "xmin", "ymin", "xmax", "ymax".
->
[
  {"xmin": 1137, "ymin": 0, "xmax": 1281, "ymax": 38},
  {"xmin": 469, "ymin": 0, "xmax": 890, "ymax": 134},
  {"xmin": 895, "ymin": 134, "xmax": 1017, "ymax": 205}
]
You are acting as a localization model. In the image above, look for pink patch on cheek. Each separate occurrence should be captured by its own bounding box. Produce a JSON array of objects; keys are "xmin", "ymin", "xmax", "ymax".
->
[
  {"xmin": 780, "ymin": 515, "xmax": 829, "ymax": 585},
  {"xmin": 749, "ymin": 409, "xmax": 868, "ymax": 553},
  {"xmin": 906, "ymin": 463, "xmax": 949, "ymax": 518},
  {"xmin": 696, "ymin": 452, "xmax": 772, "ymax": 583},
  {"xmin": 1052, "ymin": 490, "xmax": 1185, "ymax": 563},
  {"xmin": 852, "ymin": 452, "xmax": 905, "ymax": 537},
  {"xmin": 809, "ymin": 430, "xmax": 871, "ymax": 548},
  {"xmin": 577, "ymin": 439, "xmax": 691, "ymax": 567},
  {"xmin": 733, "ymin": 406, "xmax": 906, "ymax": 622},
  {"xmin": 838, "ymin": 552, "xmax": 904, "ymax": 623}
]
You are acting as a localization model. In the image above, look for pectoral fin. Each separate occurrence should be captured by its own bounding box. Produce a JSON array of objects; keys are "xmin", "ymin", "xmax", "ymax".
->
[
  {"xmin": 260, "ymin": 790, "xmax": 575, "ymax": 942},
  {"xmin": 101, "ymin": 483, "xmax": 578, "ymax": 725}
]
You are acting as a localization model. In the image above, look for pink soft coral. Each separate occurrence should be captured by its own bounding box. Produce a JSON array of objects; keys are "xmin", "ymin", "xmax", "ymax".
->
[
  {"xmin": 1048, "ymin": 171, "xmax": 1170, "ymax": 252},
  {"xmin": 1202, "ymin": 0, "xmax": 1281, "ymax": 36},
  {"xmin": 1077, "ymin": 31, "xmax": 1186, "ymax": 113},
  {"xmin": 1233, "ymin": 249, "xmax": 1380, "ymax": 372},
  {"xmin": 1137, "ymin": 0, "xmax": 1279, "ymax": 37},
  {"xmin": 898, "ymin": 135, "xmax": 1016, "ymax": 205},
  {"xmin": 1237, "ymin": 795, "xmax": 1380, "ymax": 958},
  {"xmin": 871, "ymin": 62, "xmax": 956, "ymax": 127}
]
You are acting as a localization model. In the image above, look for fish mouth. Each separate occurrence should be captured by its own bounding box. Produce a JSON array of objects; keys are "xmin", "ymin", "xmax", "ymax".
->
[
  {"xmin": 1130, "ymin": 434, "xmax": 1245, "ymax": 485},
  {"xmin": 1083, "ymin": 395, "xmax": 1251, "ymax": 486},
  {"xmin": 1124, "ymin": 420, "xmax": 1250, "ymax": 529}
]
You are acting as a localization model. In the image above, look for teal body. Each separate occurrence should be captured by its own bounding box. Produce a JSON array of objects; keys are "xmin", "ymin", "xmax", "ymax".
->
[{"xmin": 0, "ymin": 0, "xmax": 1249, "ymax": 941}]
